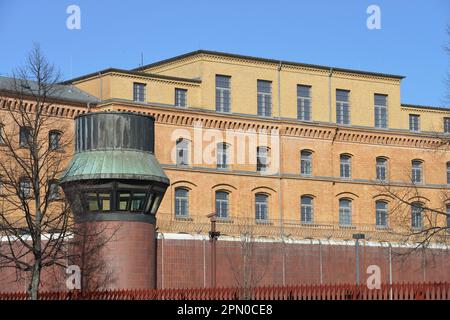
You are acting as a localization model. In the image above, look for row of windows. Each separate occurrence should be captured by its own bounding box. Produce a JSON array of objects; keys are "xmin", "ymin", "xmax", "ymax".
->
[
  {"xmin": 175, "ymin": 139, "xmax": 450, "ymax": 184},
  {"xmin": 133, "ymin": 82, "xmax": 188, "ymax": 108},
  {"xmin": 174, "ymin": 188, "xmax": 450, "ymax": 229},
  {"xmin": 213, "ymin": 75, "xmax": 450, "ymax": 133},
  {"xmin": 0, "ymin": 125, "xmax": 62, "ymax": 150}
]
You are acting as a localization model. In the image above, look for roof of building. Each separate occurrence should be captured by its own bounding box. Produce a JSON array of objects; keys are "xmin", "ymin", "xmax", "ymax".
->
[
  {"xmin": 0, "ymin": 76, "xmax": 99, "ymax": 104},
  {"xmin": 61, "ymin": 150, "xmax": 170, "ymax": 184},
  {"xmin": 62, "ymin": 68, "xmax": 202, "ymax": 85},
  {"xmin": 401, "ymin": 103, "xmax": 450, "ymax": 112},
  {"xmin": 133, "ymin": 49, "xmax": 406, "ymax": 80}
]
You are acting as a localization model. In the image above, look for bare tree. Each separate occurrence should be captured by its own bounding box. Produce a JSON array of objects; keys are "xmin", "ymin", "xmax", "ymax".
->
[{"xmin": 224, "ymin": 218, "xmax": 271, "ymax": 299}]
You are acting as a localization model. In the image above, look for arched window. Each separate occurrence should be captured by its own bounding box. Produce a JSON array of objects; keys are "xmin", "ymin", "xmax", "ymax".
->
[
  {"xmin": 411, "ymin": 160, "xmax": 423, "ymax": 183},
  {"xmin": 175, "ymin": 188, "xmax": 189, "ymax": 217},
  {"xmin": 49, "ymin": 130, "xmax": 62, "ymax": 151},
  {"xmin": 19, "ymin": 176, "xmax": 32, "ymax": 199},
  {"xmin": 176, "ymin": 139, "xmax": 190, "ymax": 166},
  {"xmin": 340, "ymin": 154, "xmax": 351, "ymax": 179},
  {"xmin": 339, "ymin": 198, "xmax": 352, "ymax": 226},
  {"xmin": 257, "ymin": 147, "xmax": 270, "ymax": 173},
  {"xmin": 375, "ymin": 201, "xmax": 388, "ymax": 227},
  {"xmin": 255, "ymin": 193, "xmax": 268, "ymax": 221},
  {"xmin": 300, "ymin": 196, "xmax": 313, "ymax": 224},
  {"xmin": 446, "ymin": 162, "xmax": 450, "ymax": 185},
  {"xmin": 0, "ymin": 123, "xmax": 5, "ymax": 145},
  {"xmin": 376, "ymin": 157, "xmax": 388, "ymax": 181},
  {"xmin": 411, "ymin": 202, "xmax": 423, "ymax": 229},
  {"xmin": 300, "ymin": 150, "xmax": 312, "ymax": 176},
  {"xmin": 217, "ymin": 143, "xmax": 230, "ymax": 169},
  {"xmin": 446, "ymin": 204, "xmax": 450, "ymax": 231},
  {"xmin": 215, "ymin": 191, "xmax": 229, "ymax": 219}
]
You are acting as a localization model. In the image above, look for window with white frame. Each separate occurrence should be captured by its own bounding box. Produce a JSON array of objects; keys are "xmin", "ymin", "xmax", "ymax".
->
[
  {"xmin": 217, "ymin": 143, "xmax": 230, "ymax": 169},
  {"xmin": 336, "ymin": 89, "xmax": 350, "ymax": 125},
  {"xmin": 133, "ymin": 82, "xmax": 146, "ymax": 102},
  {"xmin": 339, "ymin": 199, "xmax": 352, "ymax": 226},
  {"xmin": 340, "ymin": 154, "xmax": 351, "ymax": 179},
  {"xmin": 175, "ymin": 88, "xmax": 187, "ymax": 107},
  {"xmin": 216, "ymin": 75, "xmax": 231, "ymax": 112},
  {"xmin": 175, "ymin": 188, "xmax": 189, "ymax": 217},
  {"xmin": 411, "ymin": 202, "xmax": 423, "ymax": 229},
  {"xmin": 215, "ymin": 191, "xmax": 229, "ymax": 219},
  {"xmin": 300, "ymin": 150, "xmax": 312, "ymax": 176},
  {"xmin": 411, "ymin": 160, "xmax": 423, "ymax": 183},
  {"xmin": 257, "ymin": 80, "xmax": 272, "ymax": 117},
  {"xmin": 374, "ymin": 94, "xmax": 388, "ymax": 128},
  {"xmin": 300, "ymin": 196, "xmax": 313, "ymax": 224},
  {"xmin": 376, "ymin": 157, "xmax": 388, "ymax": 181},
  {"xmin": 409, "ymin": 114, "xmax": 420, "ymax": 132},
  {"xmin": 176, "ymin": 139, "xmax": 190, "ymax": 166},
  {"xmin": 297, "ymin": 85, "xmax": 311, "ymax": 121},
  {"xmin": 257, "ymin": 146, "xmax": 269, "ymax": 172},
  {"xmin": 375, "ymin": 201, "xmax": 388, "ymax": 227},
  {"xmin": 255, "ymin": 193, "xmax": 268, "ymax": 221}
]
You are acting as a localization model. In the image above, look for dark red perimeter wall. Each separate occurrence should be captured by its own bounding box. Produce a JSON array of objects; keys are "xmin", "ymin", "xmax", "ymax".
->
[
  {"xmin": 155, "ymin": 238, "xmax": 450, "ymax": 289},
  {"xmin": 1, "ymin": 238, "xmax": 449, "ymax": 292}
]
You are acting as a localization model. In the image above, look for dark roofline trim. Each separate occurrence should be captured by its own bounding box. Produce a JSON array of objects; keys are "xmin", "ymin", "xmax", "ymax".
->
[
  {"xmin": 401, "ymin": 103, "xmax": 450, "ymax": 112},
  {"xmin": 0, "ymin": 89, "xmax": 97, "ymax": 107},
  {"xmin": 62, "ymin": 68, "xmax": 202, "ymax": 85},
  {"xmin": 133, "ymin": 50, "xmax": 405, "ymax": 80}
]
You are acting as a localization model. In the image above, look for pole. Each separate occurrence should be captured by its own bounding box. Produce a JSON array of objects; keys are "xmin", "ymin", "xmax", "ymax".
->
[
  {"xmin": 355, "ymin": 239, "xmax": 360, "ymax": 285},
  {"xmin": 208, "ymin": 213, "xmax": 220, "ymax": 288}
]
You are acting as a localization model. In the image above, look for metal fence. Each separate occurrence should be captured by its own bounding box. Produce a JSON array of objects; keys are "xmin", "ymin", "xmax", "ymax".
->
[{"xmin": 0, "ymin": 283, "xmax": 448, "ymax": 300}]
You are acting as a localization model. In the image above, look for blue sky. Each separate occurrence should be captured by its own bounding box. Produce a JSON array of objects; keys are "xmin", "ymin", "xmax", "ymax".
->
[{"xmin": 0, "ymin": 0, "xmax": 449, "ymax": 106}]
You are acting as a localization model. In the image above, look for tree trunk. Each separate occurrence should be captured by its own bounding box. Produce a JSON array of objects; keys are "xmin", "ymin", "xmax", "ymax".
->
[{"xmin": 28, "ymin": 261, "xmax": 41, "ymax": 300}]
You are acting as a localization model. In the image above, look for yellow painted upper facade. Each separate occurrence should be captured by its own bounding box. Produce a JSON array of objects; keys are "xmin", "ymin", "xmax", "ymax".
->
[{"xmin": 69, "ymin": 50, "xmax": 450, "ymax": 133}]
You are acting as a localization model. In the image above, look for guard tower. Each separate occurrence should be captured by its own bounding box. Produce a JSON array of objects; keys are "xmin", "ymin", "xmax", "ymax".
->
[{"xmin": 61, "ymin": 111, "xmax": 169, "ymax": 290}]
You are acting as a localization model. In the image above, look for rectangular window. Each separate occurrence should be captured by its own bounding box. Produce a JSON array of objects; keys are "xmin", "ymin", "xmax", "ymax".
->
[
  {"xmin": 339, "ymin": 199, "xmax": 352, "ymax": 226},
  {"xmin": 374, "ymin": 94, "xmax": 388, "ymax": 128},
  {"xmin": 336, "ymin": 89, "xmax": 350, "ymax": 125},
  {"xmin": 297, "ymin": 85, "xmax": 311, "ymax": 121},
  {"xmin": 217, "ymin": 143, "xmax": 229, "ymax": 169},
  {"xmin": 175, "ymin": 88, "xmax": 187, "ymax": 107},
  {"xmin": 0, "ymin": 125, "xmax": 4, "ymax": 145},
  {"xmin": 257, "ymin": 147, "xmax": 269, "ymax": 172},
  {"xmin": 412, "ymin": 161, "xmax": 423, "ymax": 183},
  {"xmin": 133, "ymin": 82, "xmax": 146, "ymax": 102},
  {"xmin": 216, "ymin": 75, "xmax": 231, "ymax": 112},
  {"xmin": 257, "ymin": 80, "xmax": 272, "ymax": 117},
  {"xmin": 447, "ymin": 162, "xmax": 450, "ymax": 185},
  {"xmin": 376, "ymin": 158, "xmax": 387, "ymax": 181},
  {"xmin": 300, "ymin": 151, "xmax": 312, "ymax": 176},
  {"xmin": 409, "ymin": 114, "xmax": 420, "ymax": 132},
  {"xmin": 444, "ymin": 117, "xmax": 450, "ymax": 134},
  {"xmin": 255, "ymin": 194, "xmax": 268, "ymax": 221},
  {"xmin": 19, "ymin": 126, "xmax": 32, "ymax": 148},
  {"xmin": 340, "ymin": 155, "xmax": 351, "ymax": 179}
]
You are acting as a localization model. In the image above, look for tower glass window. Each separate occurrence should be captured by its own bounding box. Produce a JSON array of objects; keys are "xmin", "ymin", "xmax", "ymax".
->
[
  {"xmin": 297, "ymin": 85, "xmax": 311, "ymax": 121},
  {"xmin": 175, "ymin": 188, "xmax": 189, "ymax": 217},
  {"xmin": 175, "ymin": 88, "xmax": 187, "ymax": 107},
  {"xmin": 216, "ymin": 75, "xmax": 231, "ymax": 112},
  {"xmin": 255, "ymin": 193, "xmax": 268, "ymax": 221},
  {"xmin": 411, "ymin": 160, "xmax": 423, "ymax": 183},
  {"xmin": 339, "ymin": 199, "xmax": 352, "ymax": 226},
  {"xmin": 445, "ymin": 118, "xmax": 450, "ymax": 134},
  {"xmin": 375, "ymin": 201, "xmax": 388, "ymax": 227},
  {"xmin": 215, "ymin": 191, "xmax": 229, "ymax": 219},
  {"xmin": 133, "ymin": 82, "xmax": 146, "ymax": 102},
  {"xmin": 411, "ymin": 202, "xmax": 423, "ymax": 229},
  {"xmin": 176, "ymin": 139, "xmax": 189, "ymax": 166},
  {"xmin": 300, "ymin": 196, "xmax": 313, "ymax": 224},
  {"xmin": 336, "ymin": 89, "xmax": 350, "ymax": 125},
  {"xmin": 257, "ymin": 80, "xmax": 272, "ymax": 117},
  {"xmin": 256, "ymin": 146, "xmax": 269, "ymax": 173},
  {"xmin": 340, "ymin": 154, "xmax": 351, "ymax": 179},
  {"xmin": 300, "ymin": 150, "xmax": 312, "ymax": 176},
  {"xmin": 409, "ymin": 114, "xmax": 420, "ymax": 132},
  {"xmin": 217, "ymin": 143, "xmax": 230, "ymax": 169},
  {"xmin": 374, "ymin": 94, "xmax": 388, "ymax": 128},
  {"xmin": 376, "ymin": 157, "xmax": 387, "ymax": 181},
  {"xmin": 49, "ymin": 130, "xmax": 62, "ymax": 150}
]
